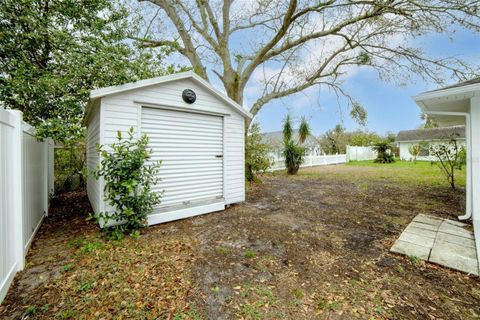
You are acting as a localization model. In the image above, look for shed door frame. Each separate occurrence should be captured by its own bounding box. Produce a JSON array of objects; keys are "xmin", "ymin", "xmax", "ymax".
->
[{"xmin": 137, "ymin": 102, "xmax": 227, "ymax": 207}]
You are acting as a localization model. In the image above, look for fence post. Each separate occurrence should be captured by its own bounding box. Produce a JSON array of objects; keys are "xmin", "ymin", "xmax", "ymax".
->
[
  {"xmin": 10, "ymin": 110, "xmax": 24, "ymax": 271},
  {"xmin": 43, "ymin": 139, "xmax": 49, "ymax": 217},
  {"xmin": 48, "ymin": 139, "xmax": 54, "ymax": 196}
]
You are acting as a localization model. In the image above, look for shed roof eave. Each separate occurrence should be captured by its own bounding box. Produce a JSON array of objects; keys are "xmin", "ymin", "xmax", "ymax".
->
[{"xmin": 86, "ymin": 71, "xmax": 253, "ymax": 120}]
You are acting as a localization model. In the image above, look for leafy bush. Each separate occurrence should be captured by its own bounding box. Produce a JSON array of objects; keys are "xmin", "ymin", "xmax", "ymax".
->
[
  {"xmin": 92, "ymin": 128, "xmax": 161, "ymax": 239},
  {"xmin": 54, "ymin": 141, "xmax": 86, "ymax": 192},
  {"xmin": 245, "ymin": 122, "xmax": 272, "ymax": 182},
  {"xmin": 429, "ymin": 138, "xmax": 464, "ymax": 189},
  {"xmin": 372, "ymin": 141, "xmax": 395, "ymax": 163},
  {"xmin": 408, "ymin": 144, "xmax": 421, "ymax": 163},
  {"xmin": 282, "ymin": 115, "xmax": 310, "ymax": 174}
]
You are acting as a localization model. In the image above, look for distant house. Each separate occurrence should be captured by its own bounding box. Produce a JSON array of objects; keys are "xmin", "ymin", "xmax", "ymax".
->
[
  {"xmin": 261, "ymin": 131, "xmax": 322, "ymax": 158},
  {"xmin": 396, "ymin": 126, "xmax": 465, "ymax": 161}
]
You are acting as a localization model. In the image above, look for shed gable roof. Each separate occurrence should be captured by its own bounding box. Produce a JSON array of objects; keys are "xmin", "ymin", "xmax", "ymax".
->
[
  {"xmin": 87, "ymin": 71, "xmax": 252, "ymax": 120},
  {"xmin": 396, "ymin": 126, "xmax": 465, "ymax": 142}
]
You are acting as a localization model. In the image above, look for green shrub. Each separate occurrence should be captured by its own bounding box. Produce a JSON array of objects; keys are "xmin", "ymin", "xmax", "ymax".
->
[
  {"xmin": 54, "ymin": 140, "xmax": 86, "ymax": 192},
  {"xmin": 92, "ymin": 128, "xmax": 161, "ymax": 239},
  {"xmin": 408, "ymin": 144, "xmax": 421, "ymax": 163},
  {"xmin": 372, "ymin": 141, "xmax": 395, "ymax": 163},
  {"xmin": 282, "ymin": 115, "xmax": 311, "ymax": 175},
  {"xmin": 245, "ymin": 122, "xmax": 272, "ymax": 182},
  {"xmin": 429, "ymin": 138, "xmax": 464, "ymax": 189},
  {"xmin": 283, "ymin": 140, "xmax": 306, "ymax": 175}
]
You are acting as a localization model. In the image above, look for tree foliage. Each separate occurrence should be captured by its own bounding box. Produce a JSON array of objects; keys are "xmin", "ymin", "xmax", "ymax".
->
[
  {"xmin": 245, "ymin": 122, "xmax": 272, "ymax": 182},
  {"xmin": 0, "ymin": 0, "xmax": 178, "ymax": 143},
  {"xmin": 282, "ymin": 115, "xmax": 310, "ymax": 174},
  {"xmin": 319, "ymin": 124, "xmax": 383, "ymax": 154},
  {"xmin": 134, "ymin": 0, "xmax": 480, "ymax": 127},
  {"xmin": 93, "ymin": 128, "xmax": 162, "ymax": 239}
]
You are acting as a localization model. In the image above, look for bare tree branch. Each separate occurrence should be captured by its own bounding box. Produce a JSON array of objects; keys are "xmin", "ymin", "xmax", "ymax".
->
[{"xmin": 135, "ymin": 0, "xmax": 480, "ymax": 127}]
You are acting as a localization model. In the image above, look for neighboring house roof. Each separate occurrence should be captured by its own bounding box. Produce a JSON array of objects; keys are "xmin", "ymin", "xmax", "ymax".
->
[
  {"xmin": 396, "ymin": 126, "xmax": 465, "ymax": 142},
  {"xmin": 261, "ymin": 131, "xmax": 319, "ymax": 148},
  {"xmin": 86, "ymin": 71, "xmax": 253, "ymax": 121}
]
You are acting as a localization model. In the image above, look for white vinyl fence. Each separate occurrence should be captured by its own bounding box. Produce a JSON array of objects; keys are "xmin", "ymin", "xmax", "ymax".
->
[
  {"xmin": 269, "ymin": 154, "xmax": 347, "ymax": 171},
  {"xmin": 346, "ymin": 145, "xmax": 377, "ymax": 161},
  {"xmin": 0, "ymin": 107, "xmax": 54, "ymax": 304}
]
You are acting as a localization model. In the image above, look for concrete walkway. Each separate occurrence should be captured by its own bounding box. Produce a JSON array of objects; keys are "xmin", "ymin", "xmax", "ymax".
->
[{"xmin": 391, "ymin": 214, "xmax": 478, "ymax": 275}]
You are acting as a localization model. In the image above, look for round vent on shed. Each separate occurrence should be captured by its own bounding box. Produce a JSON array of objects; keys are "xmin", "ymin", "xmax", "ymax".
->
[{"xmin": 182, "ymin": 89, "xmax": 196, "ymax": 104}]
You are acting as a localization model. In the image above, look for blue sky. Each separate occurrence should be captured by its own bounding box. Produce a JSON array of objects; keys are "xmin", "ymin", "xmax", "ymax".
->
[{"xmin": 250, "ymin": 29, "xmax": 479, "ymax": 136}]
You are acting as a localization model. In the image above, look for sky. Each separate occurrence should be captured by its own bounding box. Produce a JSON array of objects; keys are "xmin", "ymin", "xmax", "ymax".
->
[{"xmin": 250, "ymin": 29, "xmax": 480, "ymax": 136}]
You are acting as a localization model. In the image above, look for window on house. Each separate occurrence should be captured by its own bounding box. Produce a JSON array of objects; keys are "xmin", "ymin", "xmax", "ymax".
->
[{"xmin": 419, "ymin": 142, "xmax": 429, "ymax": 156}]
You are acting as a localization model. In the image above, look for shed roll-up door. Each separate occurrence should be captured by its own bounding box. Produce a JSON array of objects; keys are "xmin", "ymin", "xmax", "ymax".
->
[{"xmin": 142, "ymin": 107, "xmax": 224, "ymax": 208}]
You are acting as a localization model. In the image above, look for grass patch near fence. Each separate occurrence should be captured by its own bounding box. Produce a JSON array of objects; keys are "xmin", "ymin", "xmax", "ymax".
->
[{"xmin": 292, "ymin": 159, "xmax": 466, "ymax": 188}]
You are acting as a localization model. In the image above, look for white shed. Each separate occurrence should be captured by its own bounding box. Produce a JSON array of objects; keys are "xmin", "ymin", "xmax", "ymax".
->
[{"xmin": 85, "ymin": 71, "xmax": 252, "ymax": 226}]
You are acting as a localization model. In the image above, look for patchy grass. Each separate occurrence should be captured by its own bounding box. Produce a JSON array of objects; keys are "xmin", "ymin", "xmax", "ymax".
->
[
  {"xmin": 1, "ymin": 163, "xmax": 478, "ymax": 319},
  {"xmin": 345, "ymin": 159, "xmax": 466, "ymax": 187}
]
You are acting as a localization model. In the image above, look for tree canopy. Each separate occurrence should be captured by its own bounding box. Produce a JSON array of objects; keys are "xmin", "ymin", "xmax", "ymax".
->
[
  {"xmin": 134, "ymin": 0, "xmax": 480, "ymax": 126},
  {"xmin": 0, "ymin": 0, "xmax": 180, "ymax": 142},
  {"xmin": 318, "ymin": 124, "xmax": 388, "ymax": 154}
]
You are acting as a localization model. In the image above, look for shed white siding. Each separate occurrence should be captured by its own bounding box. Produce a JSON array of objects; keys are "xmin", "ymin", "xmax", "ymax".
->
[
  {"xmin": 86, "ymin": 101, "xmax": 102, "ymax": 214},
  {"xmin": 224, "ymin": 113, "xmax": 245, "ymax": 204},
  {"xmin": 87, "ymin": 73, "xmax": 249, "ymax": 225}
]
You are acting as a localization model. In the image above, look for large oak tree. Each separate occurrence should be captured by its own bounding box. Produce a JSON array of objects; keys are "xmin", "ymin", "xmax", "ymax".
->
[
  {"xmin": 0, "ymin": 0, "xmax": 177, "ymax": 142},
  {"xmin": 134, "ymin": 0, "xmax": 480, "ymax": 127}
]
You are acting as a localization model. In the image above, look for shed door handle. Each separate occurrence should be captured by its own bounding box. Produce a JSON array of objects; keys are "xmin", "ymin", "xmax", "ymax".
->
[{"xmin": 215, "ymin": 155, "xmax": 223, "ymax": 158}]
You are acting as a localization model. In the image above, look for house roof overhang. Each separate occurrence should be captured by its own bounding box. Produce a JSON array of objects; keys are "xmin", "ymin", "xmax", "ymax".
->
[{"xmin": 413, "ymin": 80, "xmax": 480, "ymax": 126}]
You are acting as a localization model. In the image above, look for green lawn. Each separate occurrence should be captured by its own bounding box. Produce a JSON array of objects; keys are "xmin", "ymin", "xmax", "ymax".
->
[{"xmin": 342, "ymin": 159, "xmax": 466, "ymax": 188}]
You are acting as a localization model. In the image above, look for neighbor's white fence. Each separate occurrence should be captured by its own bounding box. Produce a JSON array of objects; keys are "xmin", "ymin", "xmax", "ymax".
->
[
  {"xmin": 269, "ymin": 154, "xmax": 347, "ymax": 171},
  {"xmin": 0, "ymin": 107, "xmax": 54, "ymax": 304},
  {"xmin": 346, "ymin": 145, "xmax": 377, "ymax": 161}
]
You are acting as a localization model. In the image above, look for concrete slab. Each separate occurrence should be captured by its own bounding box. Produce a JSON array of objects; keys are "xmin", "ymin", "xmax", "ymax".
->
[
  {"xmin": 403, "ymin": 225, "xmax": 438, "ymax": 238},
  {"xmin": 430, "ymin": 241, "xmax": 478, "ymax": 275},
  {"xmin": 391, "ymin": 239, "xmax": 431, "ymax": 260},
  {"xmin": 443, "ymin": 218, "xmax": 469, "ymax": 227},
  {"xmin": 408, "ymin": 221, "xmax": 440, "ymax": 232},
  {"xmin": 390, "ymin": 214, "xmax": 479, "ymax": 275},
  {"xmin": 412, "ymin": 214, "xmax": 443, "ymax": 227},
  {"xmin": 436, "ymin": 232, "xmax": 476, "ymax": 248},
  {"xmin": 438, "ymin": 223, "xmax": 474, "ymax": 239},
  {"xmin": 399, "ymin": 231, "xmax": 435, "ymax": 247}
]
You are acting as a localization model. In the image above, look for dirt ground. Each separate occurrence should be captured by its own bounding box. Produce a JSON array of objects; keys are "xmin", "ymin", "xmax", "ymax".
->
[{"xmin": 1, "ymin": 164, "xmax": 479, "ymax": 319}]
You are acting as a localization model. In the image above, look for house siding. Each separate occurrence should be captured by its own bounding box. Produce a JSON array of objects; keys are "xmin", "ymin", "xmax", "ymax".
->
[{"xmin": 399, "ymin": 140, "xmax": 466, "ymax": 161}]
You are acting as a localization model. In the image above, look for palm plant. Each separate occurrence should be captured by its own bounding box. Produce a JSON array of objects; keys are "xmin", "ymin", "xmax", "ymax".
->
[
  {"xmin": 372, "ymin": 141, "xmax": 395, "ymax": 163},
  {"xmin": 282, "ymin": 115, "xmax": 311, "ymax": 174}
]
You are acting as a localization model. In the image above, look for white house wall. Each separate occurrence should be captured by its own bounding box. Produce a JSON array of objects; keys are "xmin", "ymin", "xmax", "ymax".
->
[
  {"xmin": 99, "ymin": 78, "xmax": 246, "ymax": 214},
  {"xmin": 86, "ymin": 101, "xmax": 102, "ymax": 215},
  {"xmin": 399, "ymin": 140, "xmax": 466, "ymax": 161}
]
